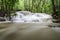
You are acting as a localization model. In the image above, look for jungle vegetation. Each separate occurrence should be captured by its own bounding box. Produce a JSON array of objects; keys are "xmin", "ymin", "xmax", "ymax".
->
[{"xmin": 0, "ymin": 0, "xmax": 60, "ymax": 20}]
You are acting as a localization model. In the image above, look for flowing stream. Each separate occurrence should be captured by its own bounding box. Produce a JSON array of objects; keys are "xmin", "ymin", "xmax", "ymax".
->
[
  {"xmin": 0, "ymin": 11, "xmax": 60, "ymax": 40},
  {"xmin": 12, "ymin": 11, "xmax": 52, "ymax": 23}
]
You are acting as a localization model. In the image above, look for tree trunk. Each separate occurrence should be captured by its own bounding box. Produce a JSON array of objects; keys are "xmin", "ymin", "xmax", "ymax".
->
[{"xmin": 51, "ymin": 0, "xmax": 57, "ymax": 19}]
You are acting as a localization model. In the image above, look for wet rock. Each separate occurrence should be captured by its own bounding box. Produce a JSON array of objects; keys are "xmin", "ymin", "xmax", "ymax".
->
[
  {"xmin": 52, "ymin": 19, "xmax": 60, "ymax": 23},
  {"xmin": 0, "ymin": 17, "xmax": 6, "ymax": 21}
]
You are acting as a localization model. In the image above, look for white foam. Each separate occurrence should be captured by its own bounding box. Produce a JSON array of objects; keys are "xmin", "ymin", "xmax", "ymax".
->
[{"xmin": 12, "ymin": 11, "xmax": 52, "ymax": 23}]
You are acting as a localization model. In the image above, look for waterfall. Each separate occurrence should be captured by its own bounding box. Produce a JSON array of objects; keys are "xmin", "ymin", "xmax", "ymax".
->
[{"xmin": 12, "ymin": 11, "xmax": 52, "ymax": 23}]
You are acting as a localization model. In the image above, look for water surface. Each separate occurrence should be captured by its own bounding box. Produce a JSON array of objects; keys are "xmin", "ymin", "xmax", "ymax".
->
[{"xmin": 0, "ymin": 23, "xmax": 60, "ymax": 40}]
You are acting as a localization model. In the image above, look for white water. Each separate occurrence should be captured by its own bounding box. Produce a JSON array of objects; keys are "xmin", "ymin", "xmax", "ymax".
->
[{"xmin": 12, "ymin": 11, "xmax": 52, "ymax": 23}]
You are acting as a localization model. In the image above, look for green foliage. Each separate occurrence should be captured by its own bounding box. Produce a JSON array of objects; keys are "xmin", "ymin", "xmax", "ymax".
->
[
  {"xmin": 14, "ymin": 0, "xmax": 52, "ymax": 13},
  {"xmin": 14, "ymin": 0, "xmax": 25, "ymax": 10},
  {"xmin": 0, "ymin": 0, "xmax": 60, "ymax": 18},
  {"xmin": 0, "ymin": 0, "xmax": 19, "ymax": 10},
  {"xmin": 17, "ymin": 0, "xmax": 60, "ymax": 18},
  {"xmin": 0, "ymin": 0, "xmax": 19, "ymax": 20}
]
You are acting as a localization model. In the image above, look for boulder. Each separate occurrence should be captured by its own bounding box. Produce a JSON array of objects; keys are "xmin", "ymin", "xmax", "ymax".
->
[{"xmin": 0, "ymin": 17, "xmax": 6, "ymax": 21}]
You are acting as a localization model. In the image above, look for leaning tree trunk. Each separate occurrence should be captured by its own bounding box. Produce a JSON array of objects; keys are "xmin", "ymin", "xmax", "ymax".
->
[{"xmin": 51, "ymin": 0, "xmax": 58, "ymax": 19}]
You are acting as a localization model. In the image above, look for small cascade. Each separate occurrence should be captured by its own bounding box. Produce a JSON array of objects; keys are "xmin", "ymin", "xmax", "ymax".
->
[{"xmin": 12, "ymin": 11, "xmax": 52, "ymax": 23}]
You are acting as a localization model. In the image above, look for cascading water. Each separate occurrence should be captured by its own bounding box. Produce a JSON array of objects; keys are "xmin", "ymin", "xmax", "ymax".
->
[{"xmin": 12, "ymin": 11, "xmax": 52, "ymax": 23}]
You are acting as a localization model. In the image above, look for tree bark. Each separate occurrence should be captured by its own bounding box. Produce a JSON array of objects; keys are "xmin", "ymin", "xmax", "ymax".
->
[{"xmin": 51, "ymin": 0, "xmax": 57, "ymax": 19}]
